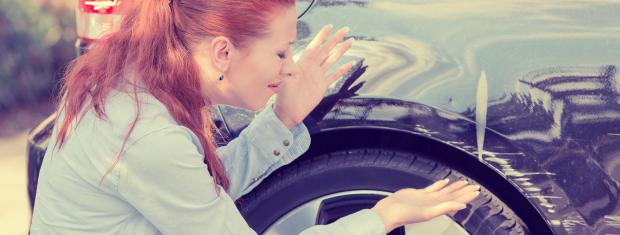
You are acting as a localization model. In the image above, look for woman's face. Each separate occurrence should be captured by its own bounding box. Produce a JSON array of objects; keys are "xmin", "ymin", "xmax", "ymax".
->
[{"xmin": 198, "ymin": 6, "xmax": 298, "ymax": 111}]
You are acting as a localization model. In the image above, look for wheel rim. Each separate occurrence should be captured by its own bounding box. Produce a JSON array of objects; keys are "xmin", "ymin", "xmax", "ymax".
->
[{"xmin": 263, "ymin": 190, "xmax": 469, "ymax": 235}]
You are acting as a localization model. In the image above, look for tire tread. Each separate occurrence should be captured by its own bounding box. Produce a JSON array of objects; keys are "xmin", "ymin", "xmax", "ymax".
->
[{"xmin": 237, "ymin": 148, "xmax": 530, "ymax": 235}]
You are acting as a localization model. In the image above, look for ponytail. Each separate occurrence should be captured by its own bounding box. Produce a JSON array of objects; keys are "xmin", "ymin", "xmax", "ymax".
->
[{"xmin": 55, "ymin": 0, "xmax": 230, "ymax": 194}]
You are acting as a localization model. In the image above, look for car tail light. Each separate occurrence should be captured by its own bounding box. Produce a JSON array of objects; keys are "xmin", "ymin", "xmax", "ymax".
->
[{"xmin": 76, "ymin": 0, "xmax": 128, "ymax": 44}]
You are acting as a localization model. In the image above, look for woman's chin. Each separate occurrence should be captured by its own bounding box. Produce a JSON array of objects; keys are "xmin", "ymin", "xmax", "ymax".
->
[{"xmin": 243, "ymin": 98, "xmax": 273, "ymax": 112}]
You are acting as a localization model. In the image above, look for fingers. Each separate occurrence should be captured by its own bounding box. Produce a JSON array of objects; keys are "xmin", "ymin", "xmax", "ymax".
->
[
  {"xmin": 317, "ymin": 27, "xmax": 350, "ymax": 63},
  {"xmin": 306, "ymin": 24, "xmax": 334, "ymax": 53},
  {"xmin": 321, "ymin": 38, "xmax": 354, "ymax": 72},
  {"xmin": 443, "ymin": 184, "xmax": 479, "ymax": 201},
  {"xmin": 424, "ymin": 178, "xmax": 450, "ymax": 193},
  {"xmin": 425, "ymin": 201, "xmax": 467, "ymax": 221},
  {"xmin": 325, "ymin": 61, "xmax": 355, "ymax": 85},
  {"xmin": 437, "ymin": 180, "xmax": 469, "ymax": 195},
  {"xmin": 421, "ymin": 189, "xmax": 479, "ymax": 221},
  {"xmin": 454, "ymin": 189, "xmax": 480, "ymax": 204}
]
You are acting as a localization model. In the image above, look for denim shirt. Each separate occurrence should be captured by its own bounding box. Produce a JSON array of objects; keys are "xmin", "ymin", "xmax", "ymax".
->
[{"xmin": 30, "ymin": 89, "xmax": 385, "ymax": 235}]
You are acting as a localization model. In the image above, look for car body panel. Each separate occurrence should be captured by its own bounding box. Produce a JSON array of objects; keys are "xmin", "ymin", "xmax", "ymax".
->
[
  {"xmin": 281, "ymin": 1, "xmax": 620, "ymax": 234},
  {"xmin": 26, "ymin": 1, "xmax": 620, "ymax": 234}
]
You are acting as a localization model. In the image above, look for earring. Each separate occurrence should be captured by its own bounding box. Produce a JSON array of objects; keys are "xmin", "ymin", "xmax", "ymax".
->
[{"xmin": 218, "ymin": 75, "xmax": 224, "ymax": 81}]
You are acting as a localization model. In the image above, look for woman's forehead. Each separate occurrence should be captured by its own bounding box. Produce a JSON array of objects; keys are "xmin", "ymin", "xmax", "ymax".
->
[{"xmin": 263, "ymin": 7, "xmax": 297, "ymax": 45}]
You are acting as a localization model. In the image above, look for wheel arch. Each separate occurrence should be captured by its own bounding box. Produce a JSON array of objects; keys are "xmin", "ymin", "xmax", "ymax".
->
[{"xmin": 301, "ymin": 126, "xmax": 554, "ymax": 234}]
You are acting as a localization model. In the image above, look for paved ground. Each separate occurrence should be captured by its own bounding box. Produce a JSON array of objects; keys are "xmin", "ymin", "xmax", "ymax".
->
[
  {"xmin": 0, "ymin": 101, "xmax": 53, "ymax": 235},
  {"xmin": 0, "ymin": 131, "xmax": 31, "ymax": 235}
]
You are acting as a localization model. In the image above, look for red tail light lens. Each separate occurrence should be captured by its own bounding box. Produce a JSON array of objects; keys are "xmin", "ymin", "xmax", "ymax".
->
[
  {"xmin": 76, "ymin": 0, "xmax": 127, "ymax": 41},
  {"xmin": 81, "ymin": 0, "xmax": 123, "ymax": 14}
]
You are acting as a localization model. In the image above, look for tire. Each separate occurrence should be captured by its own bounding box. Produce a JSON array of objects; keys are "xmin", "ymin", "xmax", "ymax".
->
[{"xmin": 236, "ymin": 148, "xmax": 529, "ymax": 235}]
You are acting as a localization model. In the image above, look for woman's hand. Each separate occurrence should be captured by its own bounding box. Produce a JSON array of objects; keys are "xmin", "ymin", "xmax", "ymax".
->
[
  {"xmin": 273, "ymin": 24, "xmax": 355, "ymax": 129},
  {"xmin": 371, "ymin": 179, "xmax": 481, "ymax": 233}
]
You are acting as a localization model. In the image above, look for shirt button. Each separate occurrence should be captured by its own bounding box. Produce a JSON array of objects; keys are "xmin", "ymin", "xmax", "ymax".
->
[
  {"xmin": 273, "ymin": 149, "xmax": 281, "ymax": 156},
  {"xmin": 282, "ymin": 139, "xmax": 290, "ymax": 147},
  {"xmin": 252, "ymin": 177, "xmax": 258, "ymax": 182}
]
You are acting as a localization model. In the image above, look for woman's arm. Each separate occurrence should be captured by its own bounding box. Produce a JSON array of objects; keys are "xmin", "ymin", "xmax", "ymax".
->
[
  {"xmin": 117, "ymin": 125, "xmax": 474, "ymax": 235},
  {"xmin": 117, "ymin": 125, "xmax": 387, "ymax": 235},
  {"xmin": 216, "ymin": 99, "xmax": 311, "ymax": 200}
]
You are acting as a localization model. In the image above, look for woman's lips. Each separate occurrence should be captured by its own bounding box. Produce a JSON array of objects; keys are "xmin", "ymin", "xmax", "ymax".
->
[
  {"xmin": 268, "ymin": 81, "xmax": 283, "ymax": 92},
  {"xmin": 268, "ymin": 83, "xmax": 282, "ymax": 93},
  {"xmin": 268, "ymin": 80, "xmax": 283, "ymax": 86}
]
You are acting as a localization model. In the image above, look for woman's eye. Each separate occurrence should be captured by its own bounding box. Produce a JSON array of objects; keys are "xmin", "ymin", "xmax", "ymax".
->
[{"xmin": 277, "ymin": 52, "xmax": 286, "ymax": 59}]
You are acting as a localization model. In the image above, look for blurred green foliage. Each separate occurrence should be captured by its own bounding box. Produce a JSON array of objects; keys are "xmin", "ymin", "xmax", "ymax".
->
[{"xmin": 0, "ymin": 0, "xmax": 75, "ymax": 111}]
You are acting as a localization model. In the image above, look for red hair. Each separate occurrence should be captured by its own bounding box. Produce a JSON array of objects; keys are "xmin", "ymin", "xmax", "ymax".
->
[{"xmin": 54, "ymin": 0, "xmax": 295, "ymax": 193}]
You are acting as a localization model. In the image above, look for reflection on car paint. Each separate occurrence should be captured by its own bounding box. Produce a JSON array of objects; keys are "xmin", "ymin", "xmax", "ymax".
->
[
  {"xmin": 294, "ymin": 1, "xmax": 620, "ymax": 233},
  {"xmin": 475, "ymin": 70, "xmax": 488, "ymax": 161}
]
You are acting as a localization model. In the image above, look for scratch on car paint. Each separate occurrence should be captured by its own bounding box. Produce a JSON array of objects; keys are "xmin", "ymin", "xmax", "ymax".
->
[
  {"xmin": 514, "ymin": 177, "xmax": 531, "ymax": 181},
  {"xmin": 520, "ymin": 181, "xmax": 534, "ymax": 186},
  {"xmin": 505, "ymin": 170, "xmax": 556, "ymax": 177},
  {"xmin": 482, "ymin": 156, "xmax": 509, "ymax": 165},
  {"xmin": 476, "ymin": 150, "xmax": 524, "ymax": 156},
  {"xmin": 525, "ymin": 192, "xmax": 559, "ymax": 213},
  {"xmin": 525, "ymin": 193, "xmax": 559, "ymax": 213},
  {"xmin": 550, "ymin": 220, "xmax": 562, "ymax": 226},
  {"xmin": 461, "ymin": 145, "xmax": 477, "ymax": 151},
  {"xmin": 561, "ymin": 214, "xmax": 589, "ymax": 233},
  {"xmin": 604, "ymin": 215, "xmax": 620, "ymax": 228},
  {"xmin": 474, "ymin": 150, "xmax": 525, "ymax": 157},
  {"xmin": 477, "ymin": 152, "xmax": 556, "ymax": 178},
  {"xmin": 539, "ymin": 202, "xmax": 555, "ymax": 208},
  {"xmin": 474, "ymin": 148, "xmax": 564, "ymax": 214},
  {"xmin": 525, "ymin": 187, "xmax": 542, "ymax": 192},
  {"xmin": 478, "ymin": 153, "xmax": 522, "ymax": 165},
  {"xmin": 527, "ymin": 194, "xmax": 563, "ymax": 200},
  {"xmin": 476, "ymin": 70, "xmax": 488, "ymax": 162},
  {"xmin": 413, "ymin": 124, "xmax": 438, "ymax": 135}
]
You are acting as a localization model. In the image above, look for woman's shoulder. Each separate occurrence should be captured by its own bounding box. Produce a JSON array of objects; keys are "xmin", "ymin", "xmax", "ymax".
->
[{"xmin": 96, "ymin": 89, "xmax": 188, "ymax": 143}]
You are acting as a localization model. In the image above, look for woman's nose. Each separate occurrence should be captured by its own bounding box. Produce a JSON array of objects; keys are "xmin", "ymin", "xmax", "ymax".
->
[{"xmin": 280, "ymin": 56, "xmax": 296, "ymax": 78}]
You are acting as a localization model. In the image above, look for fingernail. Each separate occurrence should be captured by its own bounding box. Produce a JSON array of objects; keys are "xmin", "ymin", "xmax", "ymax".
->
[
  {"xmin": 444, "ymin": 178, "xmax": 450, "ymax": 183},
  {"xmin": 343, "ymin": 26, "xmax": 350, "ymax": 33},
  {"xmin": 327, "ymin": 24, "xmax": 334, "ymax": 29}
]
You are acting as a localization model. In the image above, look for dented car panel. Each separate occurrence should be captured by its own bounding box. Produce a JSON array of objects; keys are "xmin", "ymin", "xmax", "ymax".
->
[
  {"xmin": 279, "ymin": 1, "xmax": 620, "ymax": 234},
  {"xmin": 26, "ymin": 1, "xmax": 620, "ymax": 234}
]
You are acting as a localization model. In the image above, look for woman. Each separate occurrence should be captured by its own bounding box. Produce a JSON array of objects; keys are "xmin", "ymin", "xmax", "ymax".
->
[{"xmin": 30, "ymin": 0, "xmax": 480, "ymax": 234}]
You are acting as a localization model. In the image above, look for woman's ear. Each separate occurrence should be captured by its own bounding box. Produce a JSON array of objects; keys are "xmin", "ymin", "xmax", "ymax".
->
[{"xmin": 210, "ymin": 36, "xmax": 233, "ymax": 72}]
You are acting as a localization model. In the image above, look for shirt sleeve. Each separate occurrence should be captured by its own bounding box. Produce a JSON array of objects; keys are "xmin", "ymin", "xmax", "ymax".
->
[{"xmin": 216, "ymin": 103, "xmax": 311, "ymax": 200}]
